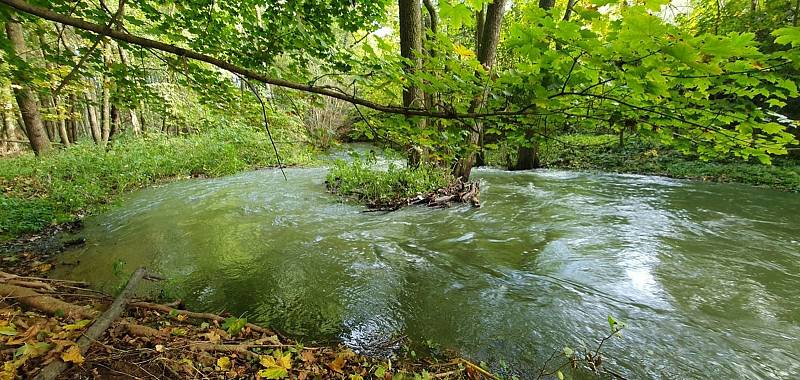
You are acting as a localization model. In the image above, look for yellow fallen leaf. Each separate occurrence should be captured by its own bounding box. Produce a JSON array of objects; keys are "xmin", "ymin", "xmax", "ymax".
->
[
  {"xmin": 34, "ymin": 263, "xmax": 52, "ymax": 273},
  {"xmin": 258, "ymin": 367, "xmax": 288, "ymax": 379},
  {"xmin": 61, "ymin": 345, "xmax": 84, "ymax": 365},
  {"xmin": 203, "ymin": 331, "xmax": 221, "ymax": 343},
  {"xmin": 278, "ymin": 352, "xmax": 291, "ymax": 370},
  {"xmin": 155, "ymin": 344, "xmax": 165, "ymax": 352},
  {"xmin": 260, "ymin": 355, "xmax": 277, "ymax": 368},
  {"xmin": 216, "ymin": 356, "xmax": 231, "ymax": 370},
  {"xmin": 63, "ymin": 320, "xmax": 92, "ymax": 331}
]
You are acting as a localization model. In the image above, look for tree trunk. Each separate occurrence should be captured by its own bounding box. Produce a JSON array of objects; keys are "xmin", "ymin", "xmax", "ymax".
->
[
  {"xmin": 101, "ymin": 78, "xmax": 111, "ymax": 144},
  {"xmin": 453, "ymin": 0, "xmax": 507, "ymax": 180},
  {"xmin": 68, "ymin": 95, "xmax": 78, "ymax": 142},
  {"xmin": 5, "ymin": 20, "xmax": 51, "ymax": 155},
  {"xmin": 54, "ymin": 97, "xmax": 71, "ymax": 147},
  {"xmin": 563, "ymin": 0, "xmax": 577, "ymax": 21},
  {"xmin": 110, "ymin": 104, "xmax": 120, "ymax": 140},
  {"xmin": 116, "ymin": 44, "xmax": 142, "ymax": 135},
  {"xmin": 399, "ymin": 0, "xmax": 425, "ymax": 167},
  {"xmin": 85, "ymin": 91, "xmax": 101, "ymax": 144},
  {"xmin": 794, "ymin": 0, "xmax": 799, "ymax": 26},
  {"xmin": 514, "ymin": 0, "xmax": 557, "ymax": 171}
]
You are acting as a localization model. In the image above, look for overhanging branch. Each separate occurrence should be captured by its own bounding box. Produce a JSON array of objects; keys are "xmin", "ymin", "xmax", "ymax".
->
[{"xmin": 0, "ymin": 0, "xmax": 536, "ymax": 120}]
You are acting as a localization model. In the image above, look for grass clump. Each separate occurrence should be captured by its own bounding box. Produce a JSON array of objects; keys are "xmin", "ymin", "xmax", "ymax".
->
[
  {"xmin": 326, "ymin": 154, "xmax": 453, "ymax": 205},
  {"xmin": 0, "ymin": 126, "xmax": 315, "ymax": 239}
]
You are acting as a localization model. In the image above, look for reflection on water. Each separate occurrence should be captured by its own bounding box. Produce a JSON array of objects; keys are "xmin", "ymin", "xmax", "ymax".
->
[{"xmin": 54, "ymin": 167, "xmax": 800, "ymax": 379}]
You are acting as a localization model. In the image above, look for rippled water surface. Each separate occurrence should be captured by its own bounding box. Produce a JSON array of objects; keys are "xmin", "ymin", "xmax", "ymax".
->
[{"xmin": 54, "ymin": 166, "xmax": 800, "ymax": 379}]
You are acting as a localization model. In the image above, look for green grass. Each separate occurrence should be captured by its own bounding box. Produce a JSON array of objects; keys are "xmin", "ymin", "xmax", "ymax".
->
[
  {"xmin": 509, "ymin": 133, "xmax": 800, "ymax": 192},
  {"xmin": 0, "ymin": 126, "xmax": 315, "ymax": 239},
  {"xmin": 326, "ymin": 155, "xmax": 453, "ymax": 205}
]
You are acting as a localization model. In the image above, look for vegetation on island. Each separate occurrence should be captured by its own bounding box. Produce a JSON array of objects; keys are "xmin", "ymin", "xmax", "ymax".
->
[{"xmin": 0, "ymin": 0, "xmax": 798, "ymax": 378}]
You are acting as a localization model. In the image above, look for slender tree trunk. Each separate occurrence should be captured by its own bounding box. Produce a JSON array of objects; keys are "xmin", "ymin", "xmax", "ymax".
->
[
  {"xmin": 563, "ymin": 0, "xmax": 577, "ymax": 21},
  {"xmin": 85, "ymin": 91, "xmax": 101, "ymax": 144},
  {"xmin": 453, "ymin": 0, "xmax": 507, "ymax": 180},
  {"xmin": 5, "ymin": 20, "xmax": 51, "ymax": 155},
  {"xmin": 68, "ymin": 95, "xmax": 78, "ymax": 142},
  {"xmin": 794, "ymin": 0, "xmax": 799, "ymax": 26},
  {"xmin": 53, "ymin": 97, "xmax": 71, "ymax": 147},
  {"xmin": 110, "ymin": 104, "xmax": 120, "ymax": 140},
  {"xmin": 101, "ymin": 78, "xmax": 111, "ymax": 144},
  {"xmin": 399, "ymin": 0, "xmax": 425, "ymax": 167},
  {"xmin": 116, "ymin": 44, "xmax": 142, "ymax": 135}
]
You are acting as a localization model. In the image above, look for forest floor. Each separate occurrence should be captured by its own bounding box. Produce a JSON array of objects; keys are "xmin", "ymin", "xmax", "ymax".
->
[{"xmin": 0, "ymin": 229, "xmax": 483, "ymax": 380}]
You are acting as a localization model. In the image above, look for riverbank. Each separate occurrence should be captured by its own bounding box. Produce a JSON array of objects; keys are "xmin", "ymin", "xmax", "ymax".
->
[
  {"xmin": 488, "ymin": 134, "xmax": 800, "ymax": 192},
  {"xmin": 0, "ymin": 264, "xmax": 479, "ymax": 380},
  {"xmin": 0, "ymin": 127, "xmax": 316, "ymax": 241}
]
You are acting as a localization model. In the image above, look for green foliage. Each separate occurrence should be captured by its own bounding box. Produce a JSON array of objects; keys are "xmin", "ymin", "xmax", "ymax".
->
[
  {"xmin": 529, "ymin": 134, "xmax": 800, "ymax": 192},
  {"xmin": 326, "ymin": 155, "xmax": 453, "ymax": 204},
  {"xmin": 0, "ymin": 126, "xmax": 314, "ymax": 239},
  {"xmin": 222, "ymin": 316, "xmax": 247, "ymax": 336}
]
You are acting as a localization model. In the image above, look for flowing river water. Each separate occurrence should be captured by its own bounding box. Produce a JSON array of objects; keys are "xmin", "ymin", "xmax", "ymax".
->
[{"xmin": 53, "ymin": 159, "xmax": 800, "ymax": 379}]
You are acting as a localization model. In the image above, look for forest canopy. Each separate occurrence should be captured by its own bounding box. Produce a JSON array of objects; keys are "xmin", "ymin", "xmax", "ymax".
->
[{"xmin": 0, "ymin": 0, "xmax": 797, "ymax": 180}]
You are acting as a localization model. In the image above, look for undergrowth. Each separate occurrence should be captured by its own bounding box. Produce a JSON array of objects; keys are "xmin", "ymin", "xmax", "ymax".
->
[
  {"xmin": 487, "ymin": 134, "xmax": 800, "ymax": 192},
  {"xmin": 326, "ymin": 155, "xmax": 453, "ymax": 205},
  {"xmin": 0, "ymin": 126, "xmax": 314, "ymax": 239}
]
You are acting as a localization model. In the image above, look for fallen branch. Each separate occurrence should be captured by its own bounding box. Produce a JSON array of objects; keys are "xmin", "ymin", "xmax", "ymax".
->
[
  {"xmin": 0, "ymin": 271, "xmax": 90, "ymax": 287},
  {"xmin": 0, "ymin": 283, "xmax": 98, "ymax": 319},
  {"xmin": 129, "ymin": 301, "xmax": 275, "ymax": 336},
  {"xmin": 34, "ymin": 267, "xmax": 149, "ymax": 380}
]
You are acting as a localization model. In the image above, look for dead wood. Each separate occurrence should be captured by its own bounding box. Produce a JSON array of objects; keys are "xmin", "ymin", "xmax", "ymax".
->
[
  {"xmin": 0, "ymin": 283, "xmax": 98, "ymax": 319},
  {"xmin": 34, "ymin": 267, "xmax": 148, "ymax": 380}
]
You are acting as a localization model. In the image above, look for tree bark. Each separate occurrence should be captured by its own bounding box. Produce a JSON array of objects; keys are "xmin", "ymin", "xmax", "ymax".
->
[
  {"xmin": 399, "ymin": 0, "xmax": 425, "ymax": 167},
  {"xmin": 110, "ymin": 103, "xmax": 120, "ymax": 139},
  {"xmin": 515, "ymin": 0, "xmax": 556, "ymax": 171},
  {"xmin": 5, "ymin": 20, "xmax": 51, "ymax": 155},
  {"xmin": 117, "ymin": 45, "xmax": 142, "ymax": 134},
  {"xmin": 101, "ymin": 75, "xmax": 111, "ymax": 144},
  {"xmin": 453, "ymin": 0, "xmax": 508, "ymax": 180},
  {"xmin": 85, "ymin": 90, "xmax": 102, "ymax": 144},
  {"xmin": 563, "ymin": 0, "xmax": 577, "ymax": 21}
]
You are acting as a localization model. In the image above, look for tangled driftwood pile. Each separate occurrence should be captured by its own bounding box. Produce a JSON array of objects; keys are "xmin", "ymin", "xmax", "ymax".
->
[{"xmin": 365, "ymin": 179, "xmax": 481, "ymax": 212}]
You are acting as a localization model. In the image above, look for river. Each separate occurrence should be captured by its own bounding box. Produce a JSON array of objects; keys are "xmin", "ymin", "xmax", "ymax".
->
[{"xmin": 53, "ymin": 163, "xmax": 800, "ymax": 379}]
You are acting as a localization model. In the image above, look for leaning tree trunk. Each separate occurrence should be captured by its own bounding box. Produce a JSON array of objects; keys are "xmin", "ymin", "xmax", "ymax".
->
[
  {"xmin": 5, "ymin": 20, "xmax": 51, "ymax": 155},
  {"xmin": 399, "ymin": 0, "xmax": 425, "ymax": 168},
  {"xmin": 453, "ymin": 0, "xmax": 507, "ymax": 180}
]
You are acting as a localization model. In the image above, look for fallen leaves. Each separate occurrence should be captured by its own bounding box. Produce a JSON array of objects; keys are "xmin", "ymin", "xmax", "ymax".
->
[
  {"xmin": 60, "ymin": 345, "xmax": 84, "ymax": 365},
  {"xmin": 216, "ymin": 356, "xmax": 232, "ymax": 371}
]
